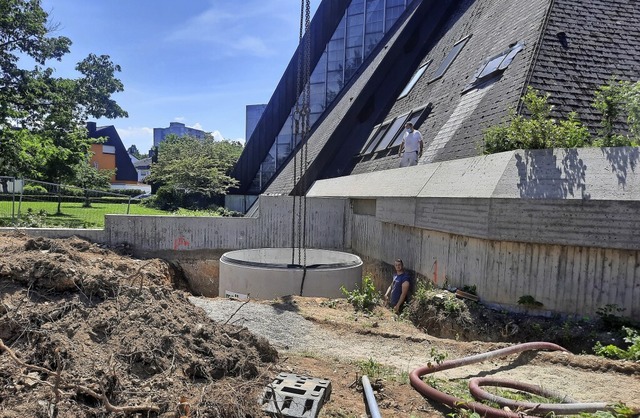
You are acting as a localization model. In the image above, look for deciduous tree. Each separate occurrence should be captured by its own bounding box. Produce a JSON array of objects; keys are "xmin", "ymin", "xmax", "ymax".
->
[{"xmin": 0, "ymin": 0, "xmax": 127, "ymax": 182}]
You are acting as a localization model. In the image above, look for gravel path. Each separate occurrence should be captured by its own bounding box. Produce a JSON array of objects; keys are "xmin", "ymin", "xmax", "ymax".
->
[
  {"xmin": 189, "ymin": 297, "xmax": 640, "ymax": 408},
  {"xmin": 189, "ymin": 297, "xmax": 434, "ymax": 370}
]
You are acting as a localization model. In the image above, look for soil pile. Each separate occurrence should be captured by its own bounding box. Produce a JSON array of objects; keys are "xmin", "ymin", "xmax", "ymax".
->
[{"xmin": 0, "ymin": 232, "xmax": 278, "ymax": 417}]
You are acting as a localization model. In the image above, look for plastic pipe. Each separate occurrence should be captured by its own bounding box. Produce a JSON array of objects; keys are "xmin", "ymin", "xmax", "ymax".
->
[
  {"xmin": 409, "ymin": 342, "xmax": 619, "ymax": 418},
  {"xmin": 362, "ymin": 375, "xmax": 382, "ymax": 418}
]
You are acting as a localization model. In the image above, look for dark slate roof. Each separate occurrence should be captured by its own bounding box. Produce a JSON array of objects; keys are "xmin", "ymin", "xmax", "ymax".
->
[
  {"xmin": 266, "ymin": 0, "xmax": 553, "ymax": 194},
  {"xmin": 264, "ymin": 0, "xmax": 639, "ymax": 196},
  {"xmin": 133, "ymin": 157, "xmax": 152, "ymax": 169},
  {"xmin": 89, "ymin": 123, "xmax": 138, "ymax": 182},
  {"xmin": 350, "ymin": 0, "xmax": 552, "ymax": 175},
  {"xmin": 266, "ymin": 0, "xmax": 463, "ymax": 194},
  {"xmin": 527, "ymin": 0, "xmax": 640, "ymax": 134}
]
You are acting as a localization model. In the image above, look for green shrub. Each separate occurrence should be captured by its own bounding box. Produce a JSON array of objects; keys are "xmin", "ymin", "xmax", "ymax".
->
[
  {"xmin": 341, "ymin": 274, "xmax": 381, "ymax": 312},
  {"xmin": 22, "ymin": 184, "xmax": 49, "ymax": 195},
  {"xmin": 151, "ymin": 186, "xmax": 183, "ymax": 211},
  {"xmin": 483, "ymin": 87, "xmax": 592, "ymax": 154},
  {"xmin": 592, "ymin": 79, "xmax": 640, "ymax": 147},
  {"xmin": 593, "ymin": 326, "xmax": 640, "ymax": 361}
]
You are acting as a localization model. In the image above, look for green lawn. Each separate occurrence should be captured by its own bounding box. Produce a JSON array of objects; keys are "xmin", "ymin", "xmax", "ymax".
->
[{"xmin": 0, "ymin": 200, "xmax": 169, "ymax": 228}]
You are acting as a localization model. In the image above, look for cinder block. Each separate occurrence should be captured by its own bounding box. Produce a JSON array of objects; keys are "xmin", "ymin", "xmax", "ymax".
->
[{"xmin": 261, "ymin": 373, "xmax": 332, "ymax": 418}]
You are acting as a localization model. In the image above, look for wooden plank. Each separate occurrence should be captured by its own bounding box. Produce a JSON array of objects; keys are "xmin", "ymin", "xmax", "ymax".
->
[
  {"xmin": 577, "ymin": 247, "xmax": 589, "ymax": 317},
  {"xmin": 601, "ymin": 248, "xmax": 615, "ymax": 308},
  {"xmin": 632, "ymin": 252, "xmax": 640, "ymax": 320},
  {"xmin": 517, "ymin": 243, "xmax": 531, "ymax": 302},
  {"xmin": 588, "ymin": 248, "xmax": 604, "ymax": 312},
  {"xmin": 565, "ymin": 246, "xmax": 577, "ymax": 314}
]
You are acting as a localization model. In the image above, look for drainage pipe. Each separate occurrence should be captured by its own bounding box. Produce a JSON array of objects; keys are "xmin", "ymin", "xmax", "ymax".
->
[
  {"xmin": 362, "ymin": 375, "xmax": 382, "ymax": 418},
  {"xmin": 409, "ymin": 342, "xmax": 616, "ymax": 418},
  {"xmin": 468, "ymin": 377, "xmax": 610, "ymax": 414}
]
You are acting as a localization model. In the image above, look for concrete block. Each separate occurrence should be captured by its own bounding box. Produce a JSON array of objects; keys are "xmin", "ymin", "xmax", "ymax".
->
[{"xmin": 261, "ymin": 373, "xmax": 331, "ymax": 418}]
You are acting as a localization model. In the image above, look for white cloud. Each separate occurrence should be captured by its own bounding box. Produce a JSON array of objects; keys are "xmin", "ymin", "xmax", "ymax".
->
[
  {"xmin": 211, "ymin": 130, "xmax": 245, "ymax": 145},
  {"xmin": 190, "ymin": 122, "xmax": 204, "ymax": 131},
  {"xmin": 211, "ymin": 130, "xmax": 225, "ymax": 141},
  {"xmin": 115, "ymin": 126, "xmax": 154, "ymax": 151},
  {"xmin": 174, "ymin": 116, "xmax": 186, "ymax": 122},
  {"xmin": 165, "ymin": 0, "xmax": 299, "ymax": 57}
]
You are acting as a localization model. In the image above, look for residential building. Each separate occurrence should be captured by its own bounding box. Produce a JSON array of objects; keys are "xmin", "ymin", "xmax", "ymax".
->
[
  {"xmin": 87, "ymin": 122, "xmax": 138, "ymax": 187},
  {"xmin": 153, "ymin": 122, "xmax": 206, "ymax": 147},
  {"xmin": 133, "ymin": 157, "xmax": 152, "ymax": 183}
]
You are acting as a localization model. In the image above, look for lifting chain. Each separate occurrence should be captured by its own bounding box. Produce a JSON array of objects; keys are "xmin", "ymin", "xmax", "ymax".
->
[{"xmin": 291, "ymin": 0, "xmax": 312, "ymax": 294}]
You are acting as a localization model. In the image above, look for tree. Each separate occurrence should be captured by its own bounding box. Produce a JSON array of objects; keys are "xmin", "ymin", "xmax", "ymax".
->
[
  {"xmin": 0, "ymin": 0, "xmax": 127, "ymax": 182},
  {"xmin": 592, "ymin": 79, "xmax": 640, "ymax": 147},
  {"xmin": 71, "ymin": 161, "xmax": 113, "ymax": 207},
  {"xmin": 127, "ymin": 144, "xmax": 147, "ymax": 159},
  {"xmin": 145, "ymin": 135, "xmax": 243, "ymax": 209}
]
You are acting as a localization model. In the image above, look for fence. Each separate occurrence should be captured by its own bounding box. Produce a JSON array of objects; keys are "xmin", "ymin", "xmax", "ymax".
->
[{"xmin": 0, "ymin": 177, "xmax": 132, "ymax": 228}]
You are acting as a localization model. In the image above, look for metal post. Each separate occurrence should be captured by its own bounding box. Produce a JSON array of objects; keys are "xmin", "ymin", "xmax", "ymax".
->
[{"xmin": 362, "ymin": 375, "xmax": 382, "ymax": 418}]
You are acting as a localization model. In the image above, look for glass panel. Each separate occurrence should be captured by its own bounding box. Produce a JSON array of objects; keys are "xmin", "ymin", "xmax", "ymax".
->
[
  {"xmin": 309, "ymin": 52, "xmax": 327, "ymax": 84},
  {"xmin": 498, "ymin": 43, "xmax": 524, "ymax": 70},
  {"xmin": 431, "ymin": 35, "xmax": 471, "ymax": 81},
  {"xmin": 360, "ymin": 123, "xmax": 382, "ymax": 154},
  {"xmin": 364, "ymin": 123, "xmax": 390, "ymax": 154},
  {"xmin": 391, "ymin": 108, "xmax": 425, "ymax": 147},
  {"xmin": 478, "ymin": 55, "xmax": 506, "ymax": 79},
  {"xmin": 398, "ymin": 61, "xmax": 430, "ymax": 99},
  {"xmin": 385, "ymin": 0, "xmax": 405, "ymax": 31},
  {"xmin": 310, "ymin": 82, "xmax": 326, "ymax": 114},
  {"xmin": 374, "ymin": 114, "xmax": 409, "ymax": 152}
]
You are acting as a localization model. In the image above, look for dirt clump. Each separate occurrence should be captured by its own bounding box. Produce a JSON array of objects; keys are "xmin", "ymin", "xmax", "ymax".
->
[
  {"xmin": 0, "ymin": 232, "xmax": 278, "ymax": 417},
  {"xmin": 406, "ymin": 288, "xmax": 631, "ymax": 354}
]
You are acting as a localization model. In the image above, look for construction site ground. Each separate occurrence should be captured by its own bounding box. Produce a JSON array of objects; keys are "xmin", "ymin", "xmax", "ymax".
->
[{"xmin": 0, "ymin": 232, "xmax": 638, "ymax": 417}]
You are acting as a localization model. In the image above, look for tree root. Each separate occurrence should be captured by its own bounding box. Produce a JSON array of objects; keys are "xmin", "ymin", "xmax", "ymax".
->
[{"xmin": 0, "ymin": 338, "xmax": 160, "ymax": 414}]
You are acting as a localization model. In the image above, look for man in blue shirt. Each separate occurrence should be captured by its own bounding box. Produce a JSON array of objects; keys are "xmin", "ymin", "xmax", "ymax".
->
[{"xmin": 384, "ymin": 259, "xmax": 411, "ymax": 314}]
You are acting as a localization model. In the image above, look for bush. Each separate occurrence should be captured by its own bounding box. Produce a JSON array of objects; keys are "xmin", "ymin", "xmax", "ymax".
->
[
  {"xmin": 341, "ymin": 274, "xmax": 381, "ymax": 312},
  {"xmin": 22, "ymin": 184, "xmax": 49, "ymax": 195},
  {"xmin": 593, "ymin": 326, "xmax": 640, "ymax": 361},
  {"xmin": 483, "ymin": 87, "xmax": 592, "ymax": 154},
  {"xmin": 150, "ymin": 186, "xmax": 183, "ymax": 211}
]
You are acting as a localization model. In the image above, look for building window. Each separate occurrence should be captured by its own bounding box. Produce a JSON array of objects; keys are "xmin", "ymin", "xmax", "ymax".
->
[
  {"xmin": 430, "ymin": 35, "xmax": 471, "ymax": 82},
  {"xmin": 464, "ymin": 42, "xmax": 524, "ymax": 91},
  {"xmin": 102, "ymin": 145, "xmax": 116, "ymax": 154},
  {"xmin": 360, "ymin": 122, "xmax": 391, "ymax": 154},
  {"xmin": 373, "ymin": 113, "xmax": 409, "ymax": 152},
  {"xmin": 398, "ymin": 60, "xmax": 431, "ymax": 99},
  {"xmin": 390, "ymin": 103, "xmax": 432, "ymax": 147}
]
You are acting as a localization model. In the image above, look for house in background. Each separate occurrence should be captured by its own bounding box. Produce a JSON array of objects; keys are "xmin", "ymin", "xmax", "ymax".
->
[
  {"xmin": 87, "ymin": 122, "xmax": 140, "ymax": 190},
  {"xmin": 133, "ymin": 157, "xmax": 152, "ymax": 183},
  {"xmin": 153, "ymin": 122, "xmax": 206, "ymax": 148}
]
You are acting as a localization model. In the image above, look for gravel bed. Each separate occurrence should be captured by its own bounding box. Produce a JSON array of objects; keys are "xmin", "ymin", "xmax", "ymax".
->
[{"xmin": 189, "ymin": 297, "xmax": 318, "ymax": 351}]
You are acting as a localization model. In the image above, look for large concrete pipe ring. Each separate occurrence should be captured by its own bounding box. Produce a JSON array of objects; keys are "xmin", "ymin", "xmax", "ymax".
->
[{"xmin": 219, "ymin": 248, "xmax": 363, "ymax": 299}]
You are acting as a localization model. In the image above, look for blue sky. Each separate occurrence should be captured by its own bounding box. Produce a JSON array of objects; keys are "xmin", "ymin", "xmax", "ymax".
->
[{"xmin": 40, "ymin": 0, "xmax": 319, "ymax": 153}]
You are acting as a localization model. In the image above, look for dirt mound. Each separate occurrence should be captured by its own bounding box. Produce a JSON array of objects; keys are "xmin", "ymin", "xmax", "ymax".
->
[
  {"xmin": 0, "ymin": 232, "xmax": 277, "ymax": 417},
  {"xmin": 406, "ymin": 288, "xmax": 628, "ymax": 354}
]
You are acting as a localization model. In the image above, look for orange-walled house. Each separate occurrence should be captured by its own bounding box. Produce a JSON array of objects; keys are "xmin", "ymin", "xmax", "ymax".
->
[{"xmin": 87, "ymin": 122, "xmax": 138, "ymax": 187}]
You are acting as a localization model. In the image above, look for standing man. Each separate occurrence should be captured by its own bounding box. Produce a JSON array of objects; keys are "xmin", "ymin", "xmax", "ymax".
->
[
  {"xmin": 384, "ymin": 259, "xmax": 411, "ymax": 314},
  {"xmin": 398, "ymin": 122, "xmax": 423, "ymax": 167}
]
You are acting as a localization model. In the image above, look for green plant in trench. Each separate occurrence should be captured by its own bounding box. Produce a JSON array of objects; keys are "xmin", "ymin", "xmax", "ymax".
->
[{"xmin": 341, "ymin": 273, "xmax": 380, "ymax": 312}]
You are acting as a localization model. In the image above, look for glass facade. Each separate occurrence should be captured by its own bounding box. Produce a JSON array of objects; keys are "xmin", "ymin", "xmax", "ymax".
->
[{"xmin": 249, "ymin": 0, "xmax": 413, "ymax": 193}]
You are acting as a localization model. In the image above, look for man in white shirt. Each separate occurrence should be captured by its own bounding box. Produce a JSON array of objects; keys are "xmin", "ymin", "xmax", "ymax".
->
[{"xmin": 398, "ymin": 122, "xmax": 423, "ymax": 167}]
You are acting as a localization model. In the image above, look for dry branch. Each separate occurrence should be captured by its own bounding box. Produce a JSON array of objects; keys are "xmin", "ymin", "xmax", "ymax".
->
[{"xmin": 0, "ymin": 338, "xmax": 160, "ymax": 414}]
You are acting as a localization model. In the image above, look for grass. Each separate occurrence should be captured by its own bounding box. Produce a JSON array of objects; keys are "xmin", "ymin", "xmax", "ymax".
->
[{"xmin": 0, "ymin": 201, "xmax": 169, "ymax": 228}]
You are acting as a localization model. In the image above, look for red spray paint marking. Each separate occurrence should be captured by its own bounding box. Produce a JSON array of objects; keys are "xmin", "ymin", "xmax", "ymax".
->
[{"xmin": 173, "ymin": 236, "xmax": 190, "ymax": 250}]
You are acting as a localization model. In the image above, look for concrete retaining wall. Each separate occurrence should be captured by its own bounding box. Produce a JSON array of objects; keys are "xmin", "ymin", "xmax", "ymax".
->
[
  {"xmin": 311, "ymin": 147, "xmax": 640, "ymax": 321},
  {"xmin": 3, "ymin": 147, "xmax": 639, "ymax": 320}
]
